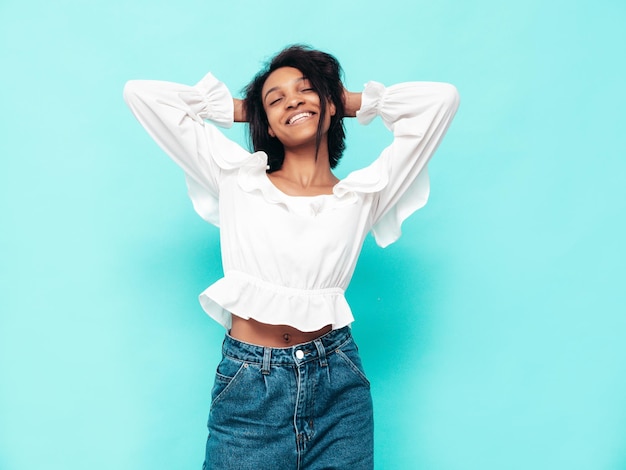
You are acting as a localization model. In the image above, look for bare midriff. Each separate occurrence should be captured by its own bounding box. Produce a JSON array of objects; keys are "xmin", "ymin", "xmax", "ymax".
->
[{"xmin": 230, "ymin": 315, "xmax": 332, "ymax": 348}]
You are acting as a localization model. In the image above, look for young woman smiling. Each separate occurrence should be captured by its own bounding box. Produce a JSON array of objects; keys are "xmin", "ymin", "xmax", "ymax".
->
[{"xmin": 124, "ymin": 45, "xmax": 459, "ymax": 469}]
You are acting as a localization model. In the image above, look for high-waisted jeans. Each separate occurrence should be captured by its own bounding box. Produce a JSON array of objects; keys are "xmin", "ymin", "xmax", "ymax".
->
[{"xmin": 202, "ymin": 326, "xmax": 374, "ymax": 470}]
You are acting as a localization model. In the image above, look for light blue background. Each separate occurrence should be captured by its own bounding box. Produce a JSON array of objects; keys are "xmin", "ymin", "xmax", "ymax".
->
[{"xmin": 1, "ymin": 0, "xmax": 625, "ymax": 469}]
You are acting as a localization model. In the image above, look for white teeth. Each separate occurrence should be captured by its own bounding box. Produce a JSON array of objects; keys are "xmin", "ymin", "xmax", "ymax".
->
[{"xmin": 288, "ymin": 112, "xmax": 312, "ymax": 125}]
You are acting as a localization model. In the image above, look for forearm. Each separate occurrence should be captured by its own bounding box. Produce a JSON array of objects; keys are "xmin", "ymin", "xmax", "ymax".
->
[
  {"xmin": 343, "ymin": 91, "xmax": 362, "ymax": 117},
  {"xmin": 233, "ymin": 98, "xmax": 247, "ymax": 122}
]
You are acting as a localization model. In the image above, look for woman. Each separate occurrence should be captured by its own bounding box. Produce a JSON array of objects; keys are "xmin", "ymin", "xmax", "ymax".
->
[{"xmin": 124, "ymin": 45, "xmax": 459, "ymax": 469}]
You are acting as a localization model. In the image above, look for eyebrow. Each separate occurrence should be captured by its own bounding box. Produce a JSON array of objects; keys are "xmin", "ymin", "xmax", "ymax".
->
[{"xmin": 263, "ymin": 76, "xmax": 307, "ymax": 102}]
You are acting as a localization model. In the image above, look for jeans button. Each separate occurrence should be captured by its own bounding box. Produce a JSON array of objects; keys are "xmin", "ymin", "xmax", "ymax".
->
[{"xmin": 295, "ymin": 349, "xmax": 305, "ymax": 360}]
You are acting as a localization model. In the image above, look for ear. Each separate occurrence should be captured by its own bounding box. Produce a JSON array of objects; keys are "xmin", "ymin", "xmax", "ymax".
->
[
  {"xmin": 268, "ymin": 127, "xmax": 275, "ymax": 137},
  {"xmin": 329, "ymin": 101, "xmax": 336, "ymax": 117}
]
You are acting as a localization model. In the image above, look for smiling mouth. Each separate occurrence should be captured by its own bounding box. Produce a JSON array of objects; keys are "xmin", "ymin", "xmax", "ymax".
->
[{"xmin": 287, "ymin": 112, "xmax": 313, "ymax": 125}]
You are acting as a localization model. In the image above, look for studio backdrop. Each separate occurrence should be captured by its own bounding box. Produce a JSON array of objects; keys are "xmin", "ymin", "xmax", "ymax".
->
[{"xmin": 1, "ymin": 0, "xmax": 625, "ymax": 469}]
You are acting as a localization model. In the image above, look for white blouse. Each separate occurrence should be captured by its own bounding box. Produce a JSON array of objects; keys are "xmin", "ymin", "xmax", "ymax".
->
[{"xmin": 123, "ymin": 73, "xmax": 459, "ymax": 332}]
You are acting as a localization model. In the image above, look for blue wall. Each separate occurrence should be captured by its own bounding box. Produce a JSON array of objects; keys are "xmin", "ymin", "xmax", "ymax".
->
[{"xmin": 1, "ymin": 0, "xmax": 625, "ymax": 469}]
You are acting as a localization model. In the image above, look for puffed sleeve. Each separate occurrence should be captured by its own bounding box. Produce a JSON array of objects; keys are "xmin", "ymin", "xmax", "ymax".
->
[
  {"xmin": 354, "ymin": 80, "xmax": 460, "ymax": 247},
  {"xmin": 123, "ymin": 73, "xmax": 254, "ymax": 226}
]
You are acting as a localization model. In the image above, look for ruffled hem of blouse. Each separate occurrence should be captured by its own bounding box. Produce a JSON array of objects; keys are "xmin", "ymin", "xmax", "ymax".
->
[{"xmin": 198, "ymin": 271, "xmax": 355, "ymax": 332}]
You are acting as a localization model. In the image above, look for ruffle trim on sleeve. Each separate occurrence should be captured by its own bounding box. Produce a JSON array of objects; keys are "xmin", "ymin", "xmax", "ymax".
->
[
  {"xmin": 356, "ymin": 81, "xmax": 386, "ymax": 126},
  {"xmin": 184, "ymin": 150, "xmax": 265, "ymax": 226},
  {"xmin": 198, "ymin": 271, "xmax": 355, "ymax": 332},
  {"xmin": 191, "ymin": 72, "xmax": 234, "ymax": 128},
  {"xmin": 334, "ymin": 157, "xmax": 389, "ymax": 197},
  {"xmin": 353, "ymin": 79, "xmax": 433, "ymax": 247},
  {"xmin": 370, "ymin": 167, "xmax": 430, "ymax": 248},
  {"xmin": 337, "ymin": 157, "xmax": 431, "ymax": 248},
  {"xmin": 185, "ymin": 176, "xmax": 220, "ymax": 226}
]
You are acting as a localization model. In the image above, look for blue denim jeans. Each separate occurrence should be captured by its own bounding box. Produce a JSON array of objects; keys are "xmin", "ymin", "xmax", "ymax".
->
[{"xmin": 202, "ymin": 326, "xmax": 374, "ymax": 470}]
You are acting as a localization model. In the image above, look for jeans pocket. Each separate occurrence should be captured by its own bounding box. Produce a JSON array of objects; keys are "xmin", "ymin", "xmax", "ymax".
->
[
  {"xmin": 335, "ymin": 343, "xmax": 371, "ymax": 388},
  {"xmin": 210, "ymin": 355, "xmax": 247, "ymax": 409}
]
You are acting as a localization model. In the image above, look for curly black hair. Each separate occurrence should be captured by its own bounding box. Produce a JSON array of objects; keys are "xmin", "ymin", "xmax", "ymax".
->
[{"xmin": 243, "ymin": 45, "xmax": 346, "ymax": 172}]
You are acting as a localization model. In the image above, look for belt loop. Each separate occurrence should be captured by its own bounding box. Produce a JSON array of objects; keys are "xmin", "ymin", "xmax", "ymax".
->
[
  {"xmin": 261, "ymin": 347, "xmax": 271, "ymax": 375},
  {"xmin": 314, "ymin": 339, "xmax": 327, "ymax": 368}
]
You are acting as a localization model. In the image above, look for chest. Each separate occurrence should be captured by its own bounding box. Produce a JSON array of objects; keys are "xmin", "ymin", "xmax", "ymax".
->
[{"xmin": 219, "ymin": 182, "xmax": 373, "ymax": 260}]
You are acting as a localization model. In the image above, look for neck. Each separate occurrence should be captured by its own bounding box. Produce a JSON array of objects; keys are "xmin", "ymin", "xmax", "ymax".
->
[{"xmin": 270, "ymin": 140, "xmax": 338, "ymax": 195}]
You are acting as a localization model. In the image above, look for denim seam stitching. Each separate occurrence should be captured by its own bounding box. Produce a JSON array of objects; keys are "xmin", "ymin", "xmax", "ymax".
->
[
  {"xmin": 210, "ymin": 362, "xmax": 248, "ymax": 410},
  {"xmin": 335, "ymin": 349, "xmax": 371, "ymax": 387}
]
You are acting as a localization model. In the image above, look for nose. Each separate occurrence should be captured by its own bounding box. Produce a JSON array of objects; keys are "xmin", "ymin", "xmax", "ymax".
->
[{"xmin": 286, "ymin": 92, "xmax": 304, "ymax": 109}]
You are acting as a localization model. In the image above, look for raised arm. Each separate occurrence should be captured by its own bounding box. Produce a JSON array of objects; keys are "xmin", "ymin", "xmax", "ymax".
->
[
  {"xmin": 123, "ymin": 73, "xmax": 252, "ymax": 197},
  {"xmin": 348, "ymin": 80, "xmax": 460, "ymax": 247}
]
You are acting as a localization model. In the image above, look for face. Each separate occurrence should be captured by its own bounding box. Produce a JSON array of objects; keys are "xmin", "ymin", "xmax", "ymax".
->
[{"xmin": 261, "ymin": 66, "xmax": 335, "ymax": 149}]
